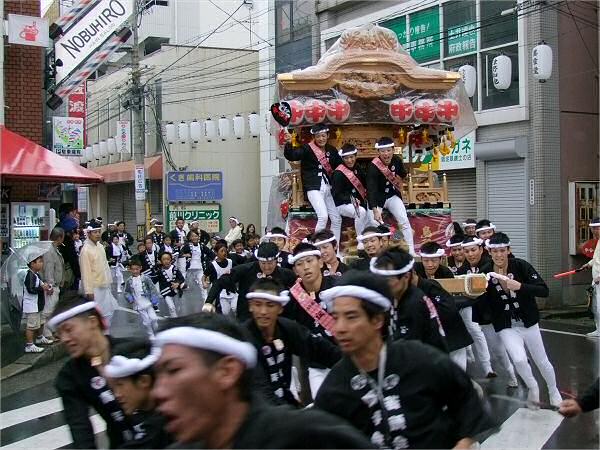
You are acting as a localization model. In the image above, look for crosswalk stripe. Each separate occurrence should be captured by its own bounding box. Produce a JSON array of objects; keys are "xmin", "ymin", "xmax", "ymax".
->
[
  {"xmin": 0, "ymin": 398, "xmax": 63, "ymax": 430},
  {"xmin": 0, "ymin": 414, "xmax": 106, "ymax": 450},
  {"xmin": 480, "ymin": 407, "xmax": 564, "ymax": 449}
]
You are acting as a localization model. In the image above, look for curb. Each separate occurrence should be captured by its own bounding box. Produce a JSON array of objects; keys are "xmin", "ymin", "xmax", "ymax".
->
[{"xmin": 0, "ymin": 343, "xmax": 67, "ymax": 381}]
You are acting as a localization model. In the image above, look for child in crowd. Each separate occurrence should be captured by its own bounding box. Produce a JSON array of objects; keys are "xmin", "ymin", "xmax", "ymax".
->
[
  {"xmin": 73, "ymin": 230, "xmax": 84, "ymax": 256},
  {"xmin": 22, "ymin": 255, "xmax": 53, "ymax": 352},
  {"xmin": 123, "ymin": 257, "xmax": 162, "ymax": 337},
  {"xmin": 203, "ymin": 241, "xmax": 238, "ymax": 316},
  {"xmin": 155, "ymin": 252, "xmax": 187, "ymax": 317},
  {"xmin": 106, "ymin": 234, "xmax": 127, "ymax": 293},
  {"xmin": 159, "ymin": 235, "xmax": 175, "ymax": 261}
]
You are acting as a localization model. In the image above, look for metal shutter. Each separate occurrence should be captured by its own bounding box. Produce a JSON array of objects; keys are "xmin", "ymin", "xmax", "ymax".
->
[
  {"xmin": 486, "ymin": 159, "xmax": 528, "ymax": 258},
  {"xmin": 107, "ymin": 183, "xmax": 136, "ymax": 229},
  {"xmin": 446, "ymin": 169, "xmax": 477, "ymax": 225},
  {"xmin": 148, "ymin": 180, "xmax": 163, "ymax": 221}
]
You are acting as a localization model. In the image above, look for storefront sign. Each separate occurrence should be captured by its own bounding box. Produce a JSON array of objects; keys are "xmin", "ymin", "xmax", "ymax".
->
[
  {"xmin": 55, "ymin": 0, "xmax": 133, "ymax": 82},
  {"xmin": 447, "ymin": 23, "xmax": 477, "ymax": 57},
  {"xmin": 67, "ymin": 84, "xmax": 86, "ymax": 145},
  {"xmin": 7, "ymin": 14, "xmax": 49, "ymax": 47},
  {"xmin": 134, "ymin": 165, "xmax": 145, "ymax": 200},
  {"xmin": 406, "ymin": 7, "xmax": 439, "ymax": 63},
  {"xmin": 167, "ymin": 171, "xmax": 223, "ymax": 202},
  {"xmin": 439, "ymin": 131, "xmax": 475, "ymax": 170},
  {"xmin": 117, "ymin": 120, "xmax": 131, "ymax": 153},
  {"xmin": 52, "ymin": 116, "xmax": 84, "ymax": 155},
  {"xmin": 167, "ymin": 204, "xmax": 222, "ymax": 233}
]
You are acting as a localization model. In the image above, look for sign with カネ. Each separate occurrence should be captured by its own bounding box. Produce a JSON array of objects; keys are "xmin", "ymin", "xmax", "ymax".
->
[
  {"xmin": 52, "ymin": 117, "xmax": 84, "ymax": 155},
  {"xmin": 167, "ymin": 204, "xmax": 222, "ymax": 233},
  {"xmin": 439, "ymin": 131, "xmax": 475, "ymax": 170},
  {"xmin": 167, "ymin": 171, "xmax": 223, "ymax": 202},
  {"xmin": 447, "ymin": 23, "xmax": 477, "ymax": 57}
]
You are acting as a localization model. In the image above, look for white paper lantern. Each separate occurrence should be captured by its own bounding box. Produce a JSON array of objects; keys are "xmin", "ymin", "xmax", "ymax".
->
[
  {"xmin": 233, "ymin": 114, "xmax": 245, "ymax": 139},
  {"xmin": 178, "ymin": 121, "xmax": 190, "ymax": 144},
  {"xmin": 81, "ymin": 147, "xmax": 89, "ymax": 163},
  {"xmin": 248, "ymin": 112, "xmax": 259, "ymax": 137},
  {"xmin": 99, "ymin": 141, "xmax": 109, "ymax": 158},
  {"xmin": 107, "ymin": 137, "xmax": 117, "ymax": 155},
  {"xmin": 165, "ymin": 122, "xmax": 176, "ymax": 144},
  {"xmin": 91, "ymin": 143, "xmax": 100, "ymax": 160},
  {"xmin": 532, "ymin": 42, "xmax": 552, "ymax": 82},
  {"xmin": 492, "ymin": 54, "xmax": 512, "ymax": 90},
  {"xmin": 458, "ymin": 65, "xmax": 477, "ymax": 97},
  {"xmin": 85, "ymin": 146, "xmax": 93, "ymax": 162},
  {"xmin": 190, "ymin": 120, "xmax": 202, "ymax": 143},
  {"xmin": 205, "ymin": 118, "xmax": 216, "ymax": 141},
  {"xmin": 218, "ymin": 116, "xmax": 230, "ymax": 140}
]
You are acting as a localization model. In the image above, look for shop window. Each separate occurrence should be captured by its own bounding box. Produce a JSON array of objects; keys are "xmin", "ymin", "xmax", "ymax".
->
[
  {"xmin": 443, "ymin": 0, "xmax": 477, "ymax": 58},
  {"xmin": 482, "ymin": 44, "xmax": 519, "ymax": 110},
  {"xmin": 569, "ymin": 182, "xmax": 599, "ymax": 255},
  {"xmin": 480, "ymin": 0, "xmax": 517, "ymax": 49}
]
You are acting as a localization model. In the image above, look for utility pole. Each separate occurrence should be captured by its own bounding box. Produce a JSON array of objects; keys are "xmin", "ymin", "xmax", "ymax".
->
[{"xmin": 131, "ymin": 0, "xmax": 146, "ymax": 241}]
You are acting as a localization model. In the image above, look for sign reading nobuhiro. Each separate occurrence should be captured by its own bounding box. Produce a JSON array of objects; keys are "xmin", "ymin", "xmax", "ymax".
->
[{"xmin": 55, "ymin": 0, "xmax": 133, "ymax": 82}]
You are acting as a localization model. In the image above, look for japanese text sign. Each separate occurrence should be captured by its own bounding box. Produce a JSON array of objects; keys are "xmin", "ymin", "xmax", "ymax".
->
[{"xmin": 167, "ymin": 171, "xmax": 223, "ymax": 202}]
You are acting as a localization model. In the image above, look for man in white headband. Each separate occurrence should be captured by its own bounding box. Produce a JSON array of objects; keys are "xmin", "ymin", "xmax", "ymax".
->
[
  {"xmin": 484, "ymin": 232, "xmax": 562, "ymax": 406},
  {"xmin": 462, "ymin": 219, "xmax": 477, "ymax": 237},
  {"xmin": 414, "ymin": 241, "xmax": 454, "ymax": 280},
  {"xmin": 367, "ymin": 136, "xmax": 415, "ymax": 255},
  {"xmin": 283, "ymin": 123, "xmax": 343, "ymax": 245},
  {"xmin": 204, "ymin": 242, "xmax": 296, "ymax": 321},
  {"xmin": 79, "ymin": 219, "xmax": 118, "ymax": 325},
  {"xmin": 581, "ymin": 217, "xmax": 600, "ymax": 337},
  {"xmin": 50, "ymin": 294, "xmax": 133, "ymax": 448},
  {"xmin": 446, "ymin": 234, "xmax": 467, "ymax": 274},
  {"xmin": 315, "ymin": 271, "xmax": 491, "ymax": 449},
  {"xmin": 349, "ymin": 225, "xmax": 391, "ymax": 271},
  {"xmin": 151, "ymin": 313, "xmax": 373, "ymax": 448},
  {"xmin": 225, "ymin": 216, "xmax": 242, "ymax": 247},
  {"xmin": 244, "ymin": 278, "xmax": 340, "ymax": 406},
  {"xmin": 285, "ymin": 242, "xmax": 338, "ymax": 397},
  {"xmin": 475, "ymin": 219, "xmax": 496, "ymax": 241},
  {"xmin": 262, "ymin": 226, "xmax": 293, "ymax": 269},
  {"xmin": 311, "ymin": 229, "xmax": 348, "ymax": 277}
]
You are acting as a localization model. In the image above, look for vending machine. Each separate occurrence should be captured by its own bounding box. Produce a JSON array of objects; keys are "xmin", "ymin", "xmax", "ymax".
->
[{"xmin": 10, "ymin": 202, "xmax": 51, "ymax": 249}]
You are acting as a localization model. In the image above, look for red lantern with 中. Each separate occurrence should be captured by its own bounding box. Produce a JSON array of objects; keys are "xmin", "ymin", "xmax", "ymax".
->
[
  {"xmin": 436, "ymin": 98, "xmax": 460, "ymax": 123},
  {"xmin": 303, "ymin": 98, "xmax": 327, "ymax": 124},
  {"xmin": 414, "ymin": 99, "xmax": 437, "ymax": 123},
  {"xmin": 389, "ymin": 98, "xmax": 414, "ymax": 122},
  {"xmin": 288, "ymin": 99, "xmax": 305, "ymax": 126},
  {"xmin": 326, "ymin": 99, "xmax": 350, "ymax": 123}
]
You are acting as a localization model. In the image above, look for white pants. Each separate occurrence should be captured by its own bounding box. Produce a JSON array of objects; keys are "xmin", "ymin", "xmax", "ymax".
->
[
  {"xmin": 592, "ymin": 284, "xmax": 600, "ymax": 331},
  {"xmin": 164, "ymin": 295, "xmax": 178, "ymax": 317},
  {"xmin": 111, "ymin": 266, "xmax": 124, "ymax": 292},
  {"xmin": 138, "ymin": 306, "xmax": 158, "ymax": 337},
  {"xmin": 499, "ymin": 323, "xmax": 561, "ymax": 404},
  {"xmin": 42, "ymin": 287, "xmax": 60, "ymax": 338},
  {"xmin": 308, "ymin": 367, "xmax": 330, "ymax": 399},
  {"xmin": 177, "ymin": 258, "xmax": 187, "ymax": 278},
  {"xmin": 383, "ymin": 195, "xmax": 414, "ymax": 254},
  {"xmin": 220, "ymin": 293, "xmax": 238, "ymax": 316},
  {"xmin": 481, "ymin": 323, "xmax": 517, "ymax": 382},
  {"xmin": 337, "ymin": 203, "xmax": 376, "ymax": 238},
  {"xmin": 459, "ymin": 307, "xmax": 493, "ymax": 374},
  {"xmin": 450, "ymin": 347, "xmax": 468, "ymax": 372},
  {"xmin": 93, "ymin": 286, "xmax": 118, "ymax": 326},
  {"xmin": 306, "ymin": 182, "xmax": 342, "ymax": 244}
]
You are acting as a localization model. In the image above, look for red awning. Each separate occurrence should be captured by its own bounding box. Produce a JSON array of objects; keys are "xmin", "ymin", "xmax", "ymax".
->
[
  {"xmin": 0, "ymin": 125, "xmax": 103, "ymax": 183},
  {"xmin": 90, "ymin": 155, "xmax": 163, "ymax": 183}
]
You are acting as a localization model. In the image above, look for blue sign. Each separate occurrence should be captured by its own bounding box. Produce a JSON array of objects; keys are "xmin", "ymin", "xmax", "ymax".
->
[{"xmin": 167, "ymin": 171, "xmax": 223, "ymax": 201}]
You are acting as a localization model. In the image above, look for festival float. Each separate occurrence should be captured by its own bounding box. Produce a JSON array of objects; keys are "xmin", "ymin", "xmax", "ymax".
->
[{"xmin": 269, "ymin": 23, "xmax": 477, "ymax": 254}]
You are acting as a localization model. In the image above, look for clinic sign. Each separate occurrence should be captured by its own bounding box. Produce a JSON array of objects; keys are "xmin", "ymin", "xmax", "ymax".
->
[
  {"xmin": 167, "ymin": 171, "xmax": 224, "ymax": 202},
  {"xmin": 167, "ymin": 204, "xmax": 222, "ymax": 233},
  {"xmin": 55, "ymin": 0, "xmax": 133, "ymax": 82}
]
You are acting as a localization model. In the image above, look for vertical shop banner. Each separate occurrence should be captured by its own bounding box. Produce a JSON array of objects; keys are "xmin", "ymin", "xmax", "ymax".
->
[
  {"xmin": 67, "ymin": 84, "xmax": 86, "ymax": 146},
  {"xmin": 117, "ymin": 120, "xmax": 131, "ymax": 153},
  {"xmin": 407, "ymin": 7, "xmax": 439, "ymax": 63},
  {"xmin": 52, "ymin": 116, "xmax": 84, "ymax": 156},
  {"xmin": 135, "ymin": 165, "xmax": 146, "ymax": 201}
]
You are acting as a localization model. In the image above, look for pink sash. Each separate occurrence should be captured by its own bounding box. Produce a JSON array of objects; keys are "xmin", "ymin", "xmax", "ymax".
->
[
  {"xmin": 290, "ymin": 279, "xmax": 335, "ymax": 334},
  {"xmin": 308, "ymin": 142, "xmax": 333, "ymax": 177},
  {"xmin": 337, "ymin": 165, "xmax": 367, "ymax": 200},
  {"xmin": 372, "ymin": 157, "xmax": 404, "ymax": 193}
]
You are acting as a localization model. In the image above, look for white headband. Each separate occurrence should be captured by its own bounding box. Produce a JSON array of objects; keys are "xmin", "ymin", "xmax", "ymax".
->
[
  {"xmin": 150, "ymin": 218, "xmax": 158, "ymax": 224},
  {"xmin": 246, "ymin": 290, "xmax": 290, "ymax": 306},
  {"xmin": 475, "ymin": 223, "xmax": 496, "ymax": 233},
  {"xmin": 310, "ymin": 127, "xmax": 329, "ymax": 135},
  {"xmin": 357, "ymin": 231, "xmax": 391, "ymax": 242},
  {"xmin": 339, "ymin": 148, "xmax": 358, "ymax": 157},
  {"xmin": 229, "ymin": 217, "xmax": 239, "ymax": 224},
  {"xmin": 590, "ymin": 222, "xmax": 600, "ymax": 227},
  {"xmin": 446, "ymin": 240, "xmax": 463, "ymax": 248},
  {"xmin": 485, "ymin": 240, "xmax": 511, "ymax": 249},
  {"xmin": 104, "ymin": 349, "xmax": 161, "ymax": 379},
  {"xmin": 419, "ymin": 249, "xmax": 445, "ymax": 258},
  {"xmin": 154, "ymin": 327, "xmax": 257, "ymax": 368},
  {"xmin": 47, "ymin": 302, "xmax": 97, "ymax": 330},
  {"xmin": 375, "ymin": 142, "xmax": 394, "ymax": 149},
  {"xmin": 86, "ymin": 225, "xmax": 102, "ymax": 231},
  {"xmin": 254, "ymin": 249, "xmax": 279, "ymax": 262},
  {"xmin": 313, "ymin": 236, "xmax": 336, "ymax": 247},
  {"xmin": 320, "ymin": 285, "xmax": 391, "ymax": 311},
  {"xmin": 370, "ymin": 257, "xmax": 415, "ymax": 276},
  {"xmin": 462, "ymin": 222, "xmax": 476, "ymax": 227},
  {"xmin": 461, "ymin": 238, "xmax": 484, "ymax": 248},
  {"xmin": 288, "ymin": 250, "xmax": 322, "ymax": 265},
  {"xmin": 260, "ymin": 233, "xmax": 287, "ymax": 243}
]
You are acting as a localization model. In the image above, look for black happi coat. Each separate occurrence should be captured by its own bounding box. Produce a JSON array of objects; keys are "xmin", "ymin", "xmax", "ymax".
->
[
  {"xmin": 284, "ymin": 142, "xmax": 342, "ymax": 191},
  {"xmin": 323, "ymin": 259, "xmax": 349, "ymax": 277},
  {"xmin": 349, "ymin": 256, "xmax": 372, "ymax": 272},
  {"xmin": 244, "ymin": 317, "xmax": 341, "ymax": 406},
  {"xmin": 179, "ymin": 242, "xmax": 215, "ymax": 272},
  {"xmin": 417, "ymin": 278, "xmax": 473, "ymax": 352},
  {"xmin": 455, "ymin": 254, "xmax": 492, "ymax": 276},
  {"xmin": 150, "ymin": 231, "xmax": 167, "ymax": 247},
  {"xmin": 366, "ymin": 155, "xmax": 408, "ymax": 208},
  {"xmin": 447, "ymin": 256, "xmax": 467, "ymax": 275},
  {"xmin": 105, "ymin": 243, "xmax": 127, "ymax": 267},
  {"xmin": 314, "ymin": 340, "xmax": 491, "ymax": 449},
  {"xmin": 331, "ymin": 164, "xmax": 369, "ymax": 207},
  {"xmin": 454, "ymin": 256, "xmax": 492, "ymax": 314},
  {"xmin": 24, "ymin": 269, "xmax": 45, "ymax": 311},
  {"xmin": 206, "ymin": 261, "xmax": 296, "ymax": 321},
  {"xmin": 482, "ymin": 257, "xmax": 549, "ymax": 332},
  {"xmin": 228, "ymin": 252, "xmax": 248, "ymax": 266},
  {"xmin": 413, "ymin": 262, "xmax": 455, "ymax": 280},
  {"xmin": 115, "ymin": 232, "xmax": 135, "ymax": 252},
  {"xmin": 276, "ymin": 250, "xmax": 294, "ymax": 270},
  {"xmin": 390, "ymin": 285, "xmax": 448, "ymax": 353},
  {"xmin": 170, "ymin": 395, "xmax": 376, "ymax": 449},
  {"xmin": 169, "ymin": 228, "xmax": 187, "ymax": 248},
  {"xmin": 55, "ymin": 339, "xmax": 133, "ymax": 449},
  {"xmin": 140, "ymin": 250, "xmax": 159, "ymax": 282},
  {"xmin": 121, "ymin": 410, "xmax": 173, "ymax": 449},
  {"xmin": 156, "ymin": 265, "xmax": 187, "ymax": 298}
]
